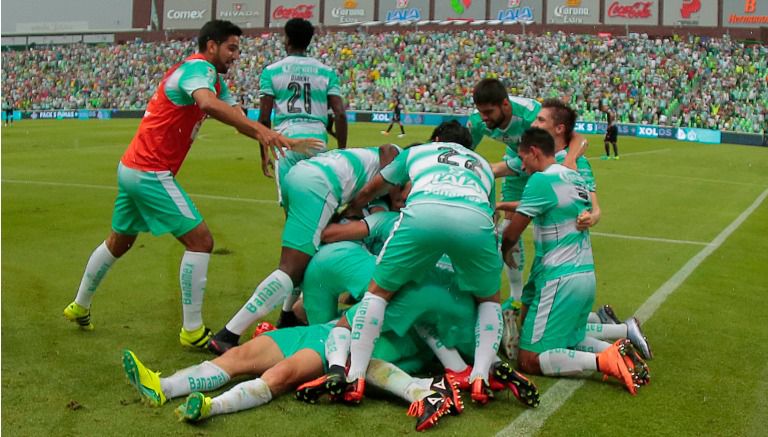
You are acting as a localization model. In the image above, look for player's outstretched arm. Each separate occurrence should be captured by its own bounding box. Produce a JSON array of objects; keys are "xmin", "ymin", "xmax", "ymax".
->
[
  {"xmin": 258, "ymin": 95, "xmax": 277, "ymax": 178},
  {"xmin": 194, "ymin": 89, "xmax": 324, "ymax": 158},
  {"xmin": 348, "ymin": 174, "xmax": 392, "ymax": 211},
  {"xmin": 577, "ymin": 192, "xmax": 601, "ymax": 230},
  {"xmin": 321, "ymin": 220, "xmax": 369, "ymax": 243},
  {"xmin": 501, "ymin": 213, "xmax": 531, "ymax": 269},
  {"xmin": 563, "ymin": 134, "xmax": 589, "ymax": 170},
  {"xmin": 328, "ymin": 95, "xmax": 347, "ymax": 149},
  {"xmin": 492, "ymin": 161, "xmax": 516, "ymax": 178}
]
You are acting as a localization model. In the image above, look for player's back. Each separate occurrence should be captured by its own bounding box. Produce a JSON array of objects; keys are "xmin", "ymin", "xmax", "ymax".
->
[
  {"xmin": 399, "ymin": 142, "xmax": 495, "ymax": 216},
  {"xmin": 260, "ymin": 55, "xmax": 340, "ymax": 128}
]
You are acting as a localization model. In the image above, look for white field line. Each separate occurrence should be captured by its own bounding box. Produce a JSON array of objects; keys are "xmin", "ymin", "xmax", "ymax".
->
[
  {"xmin": 497, "ymin": 186, "xmax": 768, "ymax": 437},
  {"xmin": 1, "ymin": 179, "xmax": 278, "ymax": 205},
  {"xmin": 617, "ymin": 148, "xmax": 671, "ymax": 157},
  {"xmin": 590, "ymin": 231, "xmax": 709, "ymax": 246}
]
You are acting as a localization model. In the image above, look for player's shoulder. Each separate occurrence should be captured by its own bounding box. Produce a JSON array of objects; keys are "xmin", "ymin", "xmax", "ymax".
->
[{"xmin": 507, "ymin": 95, "xmax": 540, "ymax": 112}]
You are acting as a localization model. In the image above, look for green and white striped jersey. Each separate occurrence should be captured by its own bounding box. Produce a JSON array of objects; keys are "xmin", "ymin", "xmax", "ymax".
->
[
  {"xmin": 517, "ymin": 163, "xmax": 594, "ymax": 281},
  {"xmin": 555, "ymin": 149, "xmax": 596, "ymax": 192},
  {"xmin": 165, "ymin": 58, "xmax": 235, "ymax": 106},
  {"xmin": 259, "ymin": 55, "xmax": 341, "ymax": 129},
  {"xmin": 380, "ymin": 142, "xmax": 495, "ymax": 217},
  {"xmin": 301, "ymin": 147, "xmax": 382, "ymax": 204},
  {"xmin": 467, "ymin": 96, "xmax": 541, "ymax": 158}
]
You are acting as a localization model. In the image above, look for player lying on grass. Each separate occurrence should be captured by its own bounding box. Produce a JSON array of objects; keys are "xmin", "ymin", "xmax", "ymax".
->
[
  {"xmin": 500, "ymin": 128, "xmax": 650, "ymax": 395},
  {"xmin": 122, "ymin": 323, "xmax": 461, "ymax": 431}
]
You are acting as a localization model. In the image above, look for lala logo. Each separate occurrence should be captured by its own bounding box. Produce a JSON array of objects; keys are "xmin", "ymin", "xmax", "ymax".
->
[
  {"xmin": 396, "ymin": 0, "xmax": 409, "ymax": 7},
  {"xmin": 451, "ymin": 0, "xmax": 472, "ymax": 14},
  {"xmin": 680, "ymin": 0, "xmax": 700, "ymax": 18},
  {"xmin": 508, "ymin": 0, "xmax": 521, "ymax": 7}
]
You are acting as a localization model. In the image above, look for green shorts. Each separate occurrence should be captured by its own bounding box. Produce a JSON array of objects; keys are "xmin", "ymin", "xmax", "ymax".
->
[
  {"xmin": 346, "ymin": 278, "xmax": 477, "ymax": 356},
  {"xmin": 281, "ymin": 165, "xmax": 339, "ymax": 256},
  {"xmin": 519, "ymin": 271, "xmax": 596, "ymax": 354},
  {"xmin": 303, "ymin": 242, "xmax": 376, "ymax": 325},
  {"xmin": 372, "ymin": 330, "xmax": 434, "ymax": 374},
  {"xmin": 262, "ymin": 322, "xmax": 334, "ymax": 371},
  {"xmin": 111, "ymin": 163, "xmax": 202, "ymax": 238},
  {"xmin": 373, "ymin": 203, "xmax": 501, "ymax": 297},
  {"xmin": 275, "ymin": 121, "xmax": 328, "ymax": 205},
  {"xmin": 501, "ymin": 173, "xmax": 528, "ymax": 202}
]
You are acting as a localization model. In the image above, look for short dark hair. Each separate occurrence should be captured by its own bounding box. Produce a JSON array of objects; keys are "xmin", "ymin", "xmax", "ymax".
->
[
  {"xmin": 285, "ymin": 18, "xmax": 314, "ymax": 50},
  {"xmin": 198, "ymin": 20, "xmax": 242, "ymax": 52},
  {"xmin": 430, "ymin": 120, "xmax": 472, "ymax": 148},
  {"xmin": 473, "ymin": 78, "xmax": 508, "ymax": 106},
  {"xmin": 541, "ymin": 99, "xmax": 577, "ymax": 141},
  {"xmin": 520, "ymin": 127, "xmax": 555, "ymax": 156}
]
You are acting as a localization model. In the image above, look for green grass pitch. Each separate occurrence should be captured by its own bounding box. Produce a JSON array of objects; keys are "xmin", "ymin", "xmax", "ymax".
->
[{"xmin": 2, "ymin": 120, "xmax": 768, "ymax": 436}]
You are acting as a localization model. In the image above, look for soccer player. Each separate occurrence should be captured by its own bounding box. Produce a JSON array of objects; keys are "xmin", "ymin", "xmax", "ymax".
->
[
  {"xmin": 62, "ymin": 20, "xmax": 319, "ymax": 347},
  {"xmin": 258, "ymin": 18, "xmax": 347, "ymax": 181},
  {"xmin": 602, "ymin": 107, "xmax": 619, "ymax": 159},
  {"xmin": 207, "ymin": 145, "xmax": 401, "ymax": 354},
  {"xmin": 468, "ymin": 79, "xmax": 587, "ymax": 308},
  {"xmin": 500, "ymin": 128, "xmax": 648, "ymax": 394},
  {"xmin": 381, "ymin": 94, "xmax": 406, "ymax": 138},
  {"xmin": 3, "ymin": 99, "xmax": 14, "ymax": 126},
  {"xmin": 122, "ymin": 324, "xmax": 460, "ymax": 430},
  {"xmin": 336, "ymin": 121, "xmax": 505, "ymax": 404}
]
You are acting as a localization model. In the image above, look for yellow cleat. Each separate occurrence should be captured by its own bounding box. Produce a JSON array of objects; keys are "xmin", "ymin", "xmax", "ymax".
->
[
  {"xmin": 122, "ymin": 349, "xmax": 166, "ymax": 407},
  {"xmin": 175, "ymin": 392, "xmax": 212, "ymax": 422},
  {"xmin": 179, "ymin": 325, "xmax": 212, "ymax": 349},
  {"xmin": 63, "ymin": 302, "xmax": 94, "ymax": 330}
]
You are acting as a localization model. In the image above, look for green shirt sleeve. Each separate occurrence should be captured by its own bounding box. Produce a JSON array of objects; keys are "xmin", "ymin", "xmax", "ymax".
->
[
  {"xmin": 516, "ymin": 173, "xmax": 556, "ymax": 218},
  {"xmin": 467, "ymin": 111, "xmax": 486, "ymax": 150},
  {"xmin": 380, "ymin": 149, "xmax": 410, "ymax": 185}
]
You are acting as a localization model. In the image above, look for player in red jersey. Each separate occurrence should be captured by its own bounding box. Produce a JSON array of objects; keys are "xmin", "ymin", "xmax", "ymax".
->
[{"xmin": 63, "ymin": 20, "xmax": 321, "ymax": 348}]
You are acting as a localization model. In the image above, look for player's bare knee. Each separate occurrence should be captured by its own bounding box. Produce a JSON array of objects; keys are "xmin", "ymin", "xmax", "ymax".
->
[{"xmin": 517, "ymin": 350, "xmax": 542, "ymax": 375}]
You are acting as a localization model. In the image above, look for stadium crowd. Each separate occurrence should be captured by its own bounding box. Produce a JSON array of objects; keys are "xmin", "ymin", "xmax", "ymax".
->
[{"xmin": 2, "ymin": 30, "xmax": 766, "ymax": 133}]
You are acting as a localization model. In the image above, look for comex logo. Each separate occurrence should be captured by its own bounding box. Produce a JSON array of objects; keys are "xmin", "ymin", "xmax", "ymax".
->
[{"xmin": 451, "ymin": 0, "xmax": 472, "ymax": 14}]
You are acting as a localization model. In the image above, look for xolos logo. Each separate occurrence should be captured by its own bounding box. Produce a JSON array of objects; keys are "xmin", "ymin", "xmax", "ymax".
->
[{"xmin": 372, "ymin": 113, "xmax": 390, "ymax": 122}]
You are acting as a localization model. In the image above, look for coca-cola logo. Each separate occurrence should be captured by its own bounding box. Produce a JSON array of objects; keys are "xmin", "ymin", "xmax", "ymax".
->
[
  {"xmin": 272, "ymin": 4, "xmax": 314, "ymax": 20},
  {"xmin": 607, "ymin": 1, "xmax": 652, "ymax": 19},
  {"xmin": 680, "ymin": 0, "xmax": 700, "ymax": 19}
]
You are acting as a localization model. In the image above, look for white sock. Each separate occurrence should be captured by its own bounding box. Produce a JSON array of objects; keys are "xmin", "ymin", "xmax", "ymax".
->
[
  {"xmin": 585, "ymin": 323, "xmax": 627, "ymax": 340},
  {"xmin": 539, "ymin": 348, "xmax": 597, "ymax": 377},
  {"xmin": 326, "ymin": 326, "xmax": 351, "ymax": 368},
  {"xmin": 281, "ymin": 287, "xmax": 302, "ymax": 312},
  {"xmin": 347, "ymin": 292, "xmax": 388, "ymax": 381},
  {"xmin": 586, "ymin": 312, "xmax": 601, "ymax": 324},
  {"xmin": 498, "ymin": 219, "xmax": 523, "ymax": 301},
  {"xmin": 74, "ymin": 242, "xmax": 117, "ymax": 308},
  {"xmin": 415, "ymin": 324, "xmax": 468, "ymax": 372},
  {"xmin": 160, "ymin": 361, "xmax": 230, "ymax": 399},
  {"xmin": 225, "ymin": 270, "xmax": 293, "ymax": 335},
  {"xmin": 209, "ymin": 378, "xmax": 272, "ymax": 416},
  {"xmin": 469, "ymin": 301, "xmax": 502, "ymax": 383},
  {"xmin": 366, "ymin": 359, "xmax": 431, "ymax": 403},
  {"xmin": 573, "ymin": 336, "xmax": 611, "ymax": 353},
  {"xmin": 180, "ymin": 251, "xmax": 210, "ymax": 331}
]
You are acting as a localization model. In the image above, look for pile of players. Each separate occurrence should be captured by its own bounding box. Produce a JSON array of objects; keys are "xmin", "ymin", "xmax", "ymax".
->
[{"xmin": 63, "ymin": 19, "xmax": 653, "ymax": 432}]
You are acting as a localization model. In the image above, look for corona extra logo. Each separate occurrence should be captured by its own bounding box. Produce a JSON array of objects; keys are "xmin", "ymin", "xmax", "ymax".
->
[
  {"xmin": 566, "ymin": 0, "xmax": 581, "ymax": 6},
  {"xmin": 344, "ymin": 0, "xmax": 358, "ymax": 8}
]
